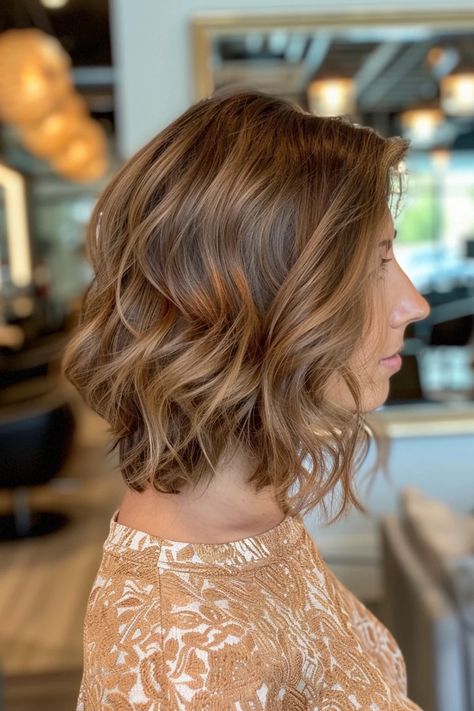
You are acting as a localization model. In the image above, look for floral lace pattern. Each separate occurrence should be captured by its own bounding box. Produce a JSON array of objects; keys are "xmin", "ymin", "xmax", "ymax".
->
[{"xmin": 76, "ymin": 509, "xmax": 422, "ymax": 710}]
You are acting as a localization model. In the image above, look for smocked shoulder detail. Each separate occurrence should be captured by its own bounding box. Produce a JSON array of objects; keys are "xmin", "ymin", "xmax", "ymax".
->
[{"xmin": 103, "ymin": 508, "xmax": 307, "ymax": 571}]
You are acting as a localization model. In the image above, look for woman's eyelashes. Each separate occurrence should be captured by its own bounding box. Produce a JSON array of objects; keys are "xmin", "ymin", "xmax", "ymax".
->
[{"xmin": 381, "ymin": 240, "xmax": 395, "ymax": 271}]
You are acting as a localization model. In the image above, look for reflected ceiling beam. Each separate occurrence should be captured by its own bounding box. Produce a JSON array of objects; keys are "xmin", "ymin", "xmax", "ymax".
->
[
  {"xmin": 359, "ymin": 41, "xmax": 430, "ymax": 109},
  {"xmin": 353, "ymin": 42, "xmax": 402, "ymax": 97},
  {"xmin": 268, "ymin": 30, "xmax": 289, "ymax": 55},
  {"xmin": 298, "ymin": 33, "xmax": 332, "ymax": 91},
  {"xmin": 245, "ymin": 33, "xmax": 265, "ymax": 55},
  {"xmin": 284, "ymin": 34, "xmax": 308, "ymax": 64},
  {"xmin": 215, "ymin": 58, "xmax": 302, "ymax": 95}
]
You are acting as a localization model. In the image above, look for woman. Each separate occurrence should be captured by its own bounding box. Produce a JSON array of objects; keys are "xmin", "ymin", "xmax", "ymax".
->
[{"xmin": 63, "ymin": 86, "xmax": 430, "ymax": 710}]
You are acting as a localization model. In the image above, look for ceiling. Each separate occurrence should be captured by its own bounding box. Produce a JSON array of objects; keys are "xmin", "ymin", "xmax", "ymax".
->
[
  {"xmin": 0, "ymin": 0, "xmax": 110, "ymax": 65},
  {"xmin": 0, "ymin": 5, "xmax": 473, "ymax": 142},
  {"xmin": 213, "ymin": 30, "xmax": 474, "ymax": 117}
]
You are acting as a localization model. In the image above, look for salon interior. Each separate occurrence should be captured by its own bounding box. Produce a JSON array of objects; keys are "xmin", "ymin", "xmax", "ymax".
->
[{"xmin": 0, "ymin": 1, "xmax": 473, "ymax": 709}]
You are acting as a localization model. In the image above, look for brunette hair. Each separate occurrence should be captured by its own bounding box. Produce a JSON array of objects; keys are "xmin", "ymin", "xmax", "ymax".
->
[{"xmin": 61, "ymin": 86, "xmax": 409, "ymax": 522}]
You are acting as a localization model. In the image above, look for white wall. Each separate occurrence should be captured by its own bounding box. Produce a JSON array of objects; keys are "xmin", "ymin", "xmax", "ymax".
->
[
  {"xmin": 303, "ymin": 432, "xmax": 474, "ymax": 600},
  {"xmin": 110, "ymin": 0, "xmax": 474, "ymax": 157}
]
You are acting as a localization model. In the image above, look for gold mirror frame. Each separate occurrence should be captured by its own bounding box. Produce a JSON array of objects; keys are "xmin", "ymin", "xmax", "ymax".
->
[{"xmin": 190, "ymin": 9, "xmax": 474, "ymax": 102}]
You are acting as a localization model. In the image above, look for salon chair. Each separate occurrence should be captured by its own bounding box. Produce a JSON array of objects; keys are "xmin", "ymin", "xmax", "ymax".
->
[{"xmin": 0, "ymin": 371, "xmax": 76, "ymax": 539}]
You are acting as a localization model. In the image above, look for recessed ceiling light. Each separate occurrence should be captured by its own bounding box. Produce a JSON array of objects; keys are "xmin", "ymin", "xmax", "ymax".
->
[{"xmin": 40, "ymin": 0, "xmax": 69, "ymax": 9}]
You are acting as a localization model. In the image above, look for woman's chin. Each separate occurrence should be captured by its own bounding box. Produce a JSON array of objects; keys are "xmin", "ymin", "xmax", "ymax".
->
[
  {"xmin": 360, "ymin": 381, "xmax": 391, "ymax": 412},
  {"xmin": 323, "ymin": 372, "xmax": 390, "ymax": 413}
]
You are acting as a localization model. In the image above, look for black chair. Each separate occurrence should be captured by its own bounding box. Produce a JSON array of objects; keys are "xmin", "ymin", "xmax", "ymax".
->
[
  {"xmin": 0, "ymin": 330, "xmax": 69, "ymax": 390},
  {"xmin": 0, "ymin": 378, "xmax": 76, "ymax": 539}
]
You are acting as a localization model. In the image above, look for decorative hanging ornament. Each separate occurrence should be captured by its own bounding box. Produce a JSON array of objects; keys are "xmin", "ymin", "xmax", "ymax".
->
[
  {"xmin": 440, "ymin": 66, "xmax": 474, "ymax": 116},
  {"xmin": 399, "ymin": 105, "xmax": 444, "ymax": 144},
  {"xmin": 60, "ymin": 154, "xmax": 108, "ymax": 183},
  {"xmin": 307, "ymin": 75, "xmax": 355, "ymax": 117},
  {"xmin": 19, "ymin": 92, "xmax": 88, "ymax": 158},
  {"xmin": 0, "ymin": 29, "xmax": 73, "ymax": 125},
  {"xmin": 51, "ymin": 119, "xmax": 107, "ymax": 181},
  {"xmin": 0, "ymin": 28, "xmax": 108, "ymax": 182}
]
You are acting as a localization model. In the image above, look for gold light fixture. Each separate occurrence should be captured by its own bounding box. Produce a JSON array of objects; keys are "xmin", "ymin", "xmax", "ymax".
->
[
  {"xmin": 59, "ymin": 155, "xmax": 108, "ymax": 183},
  {"xmin": 0, "ymin": 29, "xmax": 72, "ymax": 125},
  {"xmin": 307, "ymin": 75, "xmax": 355, "ymax": 117},
  {"xmin": 400, "ymin": 105, "xmax": 444, "ymax": 144},
  {"xmin": 440, "ymin": 64, "xmax": 474, "ymax": 116},
  {"xmin": 430, "ymin": 147, "xmax": 451, "ymax": 171},
  {"xmin": 51, "ymin": 119, "xmax": 107, "ymax": 182},
  {"xmin": 19, "ymin": 93, "xmax": 88, "ymax": 158},
  {"xmin": 0, "ymin": 28, "xmax": 108, "ymax": 183}
]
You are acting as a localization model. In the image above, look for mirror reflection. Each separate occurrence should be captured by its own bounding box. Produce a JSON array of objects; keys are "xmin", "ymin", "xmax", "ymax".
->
[{"xmin": 194, "ymin": 19, "xmax": 474, "ymax": 404}]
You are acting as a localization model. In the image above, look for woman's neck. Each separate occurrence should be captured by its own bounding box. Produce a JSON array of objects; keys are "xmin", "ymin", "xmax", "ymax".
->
[{"xmin": 116, "ymin": 449, "xmax": 286, "ymax": 544}]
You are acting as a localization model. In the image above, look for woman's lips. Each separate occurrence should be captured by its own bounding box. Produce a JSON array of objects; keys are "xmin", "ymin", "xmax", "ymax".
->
[{"xmin": 379, "ymin": 353, "xmax": 402, "ymax": 371}]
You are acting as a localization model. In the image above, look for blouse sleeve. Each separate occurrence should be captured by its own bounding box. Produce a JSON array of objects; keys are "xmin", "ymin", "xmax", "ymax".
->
[{"xmin": 328, "ymin": 565, "xmax": 408, "ymax": 697}]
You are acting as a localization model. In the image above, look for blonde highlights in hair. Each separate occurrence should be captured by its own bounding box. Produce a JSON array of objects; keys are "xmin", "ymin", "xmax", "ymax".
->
[{"xmin": 61, "ymin": 86, "xmax": 409, "ymax": 522}]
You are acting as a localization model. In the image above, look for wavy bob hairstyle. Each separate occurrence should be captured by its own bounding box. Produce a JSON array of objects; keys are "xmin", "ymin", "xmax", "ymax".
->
[{"xmin": 61, "ymin": 86, "xmax": 409, "ymax": 522}]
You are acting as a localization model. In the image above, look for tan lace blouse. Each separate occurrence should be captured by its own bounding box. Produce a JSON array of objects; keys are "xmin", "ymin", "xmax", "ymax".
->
[{"xmin": 76, "ymin": 508, "xmax": 422, "ymax": 710}]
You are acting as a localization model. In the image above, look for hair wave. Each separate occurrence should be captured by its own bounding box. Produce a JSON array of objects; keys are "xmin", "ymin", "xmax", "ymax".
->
[{"xmin": 61, "ymin": 86, "xmax": 409, "ymax": 522}]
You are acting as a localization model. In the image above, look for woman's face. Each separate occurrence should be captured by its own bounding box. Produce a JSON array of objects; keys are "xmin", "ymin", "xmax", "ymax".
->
[{"xmin": 325, "ymin": 210, "xmax": 431, "ymax": 413}]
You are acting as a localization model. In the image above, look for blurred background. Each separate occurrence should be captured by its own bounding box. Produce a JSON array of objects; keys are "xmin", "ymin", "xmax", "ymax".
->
[{"xmin": 0, "ymin": 1, "xmax": 473, "ymax": 710}]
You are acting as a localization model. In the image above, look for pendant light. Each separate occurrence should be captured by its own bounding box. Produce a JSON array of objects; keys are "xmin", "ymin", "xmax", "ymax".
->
[
  {"xmin": 307, "ymin": 69, "xmax": 355, "ymax": 117},
  {"xmin": 400, "ymin": 103, "xmax": 444, "ymax": 145},
  {"xmin": 440, "ymin": 61, "xmax": 474, "ymax": 116},
  {"xmin": 51, "ymin": 119, "xmax": 107, "ymax": 181},
  {"xmin": 19, "ymin": 93, "xmax": 88, "ymax": 157},
  {"xmin": 0, "ymin": 29, "xmax": 72, "ymax": 125},
  {"xmin": 0, "ymin": 28, "xmax": 109, "ymax": 182}
]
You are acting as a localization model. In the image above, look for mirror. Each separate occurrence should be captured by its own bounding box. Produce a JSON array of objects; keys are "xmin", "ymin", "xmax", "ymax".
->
[{"xmin": 191, "ymin": 10, "xmax": 474, "ymax": 404}]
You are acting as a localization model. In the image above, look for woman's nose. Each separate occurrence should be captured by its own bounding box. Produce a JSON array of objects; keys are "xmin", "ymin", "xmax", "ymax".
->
[
  {"xmin": 394, "ymin": 272, "xmax": 431, "ymax": 327},
  {"xmin": 411, "ymin": 289, "xmax": 431, "ymax": 323}
]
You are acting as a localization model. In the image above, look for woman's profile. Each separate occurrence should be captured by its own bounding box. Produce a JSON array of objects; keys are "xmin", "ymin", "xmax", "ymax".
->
[{"xmin": 62, "ymin": 86, "xmax": 430, "ymax": 710}]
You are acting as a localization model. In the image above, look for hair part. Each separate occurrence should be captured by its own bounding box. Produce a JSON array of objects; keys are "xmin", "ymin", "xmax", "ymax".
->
[{"xmin": 61, "ymin": 86, "xmax": 409, "ymax": 523}]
